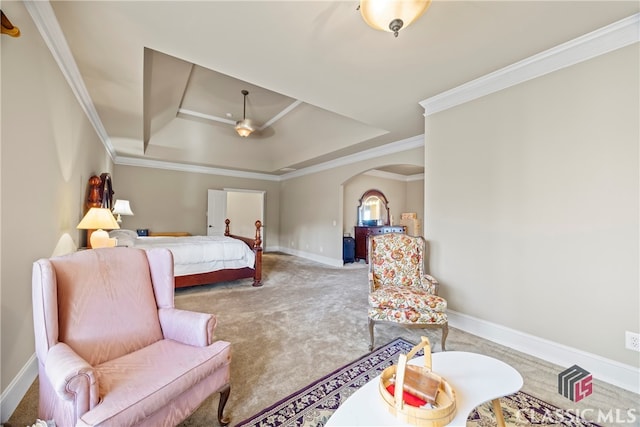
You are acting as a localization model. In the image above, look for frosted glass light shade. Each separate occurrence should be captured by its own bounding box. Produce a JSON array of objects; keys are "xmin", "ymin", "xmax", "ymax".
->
[
  {"xmin": 88, "ymin": 229, "xmax": 116, "ymax": 248},
  {"xmin": 360, "ymin": 0, "xmax": 432, "ymax": 36},
  {"xmin": 235, "ymin": 119, "xmax": 255, "ymax": 137}
]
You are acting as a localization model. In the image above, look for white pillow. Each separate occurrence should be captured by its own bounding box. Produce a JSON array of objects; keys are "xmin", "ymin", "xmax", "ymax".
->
[{"xmin": 109, "ymin": 229, "xmax": 138, "ymax": 247}]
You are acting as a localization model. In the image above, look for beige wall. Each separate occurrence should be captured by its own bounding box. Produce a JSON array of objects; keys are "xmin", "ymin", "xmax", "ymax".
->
[
  {"xmin": 112, "ymin": 165, "xmax": 280, "ymax": 249},
  {"xmin": 280, "ymin": 147, "xmax": 424, "ymax": 262},
  {"xmin": 404, "ymin": 180, "xmax": 424, "ymax": 223},
  {"xmin": 425, "ymin": 44, "xmax": 639, "ymax": 366},
  {"xmin": 1, "ymin": 0, "xmax": 112, "ymax": 393}
]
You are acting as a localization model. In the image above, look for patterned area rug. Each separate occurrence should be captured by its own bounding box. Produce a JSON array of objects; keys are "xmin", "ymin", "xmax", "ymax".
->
[{"xmin": 236, "ymin": 337, "xmax": 601, "ymax": 427}]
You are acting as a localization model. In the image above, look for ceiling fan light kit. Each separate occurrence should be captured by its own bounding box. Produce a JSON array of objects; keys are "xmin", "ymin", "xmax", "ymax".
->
[
  {"xmin": 235, "ymin": 89, "xmax": 255, "ymax": 137},
  {"xmin": 359, "ymin": 0, "xmax": 432, "ymax": 37}
]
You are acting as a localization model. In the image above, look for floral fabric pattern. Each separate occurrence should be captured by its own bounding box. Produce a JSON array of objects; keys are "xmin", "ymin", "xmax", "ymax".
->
[
  {"xmin": 369, "ymin": 234, "xmax": 438, "ymax": 294},
  {"xmin": 368, "ymin": 233, "xmax": 447, "ymax": 327},
  {"xmin": 368, "ymin": 307, "xmax": 448, "ymax": 324},
  {"xmin": 369, "ymin": 287, "xmax": 447, "ymax": 312}
]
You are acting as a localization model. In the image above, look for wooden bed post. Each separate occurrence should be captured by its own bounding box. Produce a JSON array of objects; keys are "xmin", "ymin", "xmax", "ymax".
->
[
  {"xmin": 252, "ymin": 220, "xmax": 262, "ymax": 287},
  {"xmin": 223, "ymin": 218, "xmax": 262, "ymax": 287}
]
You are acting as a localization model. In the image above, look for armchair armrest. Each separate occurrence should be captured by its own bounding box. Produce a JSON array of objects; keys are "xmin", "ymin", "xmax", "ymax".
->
[
  {"xmin": 158, "ymin": 308, "xmax": 217, "ymax": 347},
  {"xmin": 45, "ymin": 343, "xmax": 99, "ymax": 413},
  {"xmin": 420, "ymin": 274, "xmax": 440, "ymax": 295},
  {"xmin": 368, "ymin": 272, "xmax": 378, "ymax": 292}
]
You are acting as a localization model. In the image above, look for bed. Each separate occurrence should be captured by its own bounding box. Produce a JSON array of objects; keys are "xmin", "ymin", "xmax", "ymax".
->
[
  {"xmin": 85, "ymin": 173, "xmax": 263, "ymax": 288},
  {"xmin": 109, "ymin": 220, "xmax": 263, "ymax": 288}
]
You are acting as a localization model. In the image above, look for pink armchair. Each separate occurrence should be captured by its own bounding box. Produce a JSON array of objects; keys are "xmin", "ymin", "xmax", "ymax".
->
[{"xmin": 32, "ymin": 247, "xmax": 231, "ymax": 427}]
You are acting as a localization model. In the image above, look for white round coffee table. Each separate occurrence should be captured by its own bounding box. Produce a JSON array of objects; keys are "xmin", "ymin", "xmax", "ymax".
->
[{"xmin": 326, "ymin": 351, "xmax": 523, "ymax": 427}]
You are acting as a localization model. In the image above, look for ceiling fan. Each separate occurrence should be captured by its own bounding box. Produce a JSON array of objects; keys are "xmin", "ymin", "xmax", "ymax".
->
[{"xmin": 235, "ymin": 90, "xmax": 255, "ymax": 137}]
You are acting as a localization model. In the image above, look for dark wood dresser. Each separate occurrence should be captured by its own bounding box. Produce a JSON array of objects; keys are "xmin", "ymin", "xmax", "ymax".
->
[{"xmin": 354, "ymin": 225, "xmax": 406, "ymax": 262}]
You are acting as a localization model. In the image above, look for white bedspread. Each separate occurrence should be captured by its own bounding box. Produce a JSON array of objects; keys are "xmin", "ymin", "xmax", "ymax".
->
[{"xmin": 110, "ymin": 231, "xmax": 256, "ymax": 276}]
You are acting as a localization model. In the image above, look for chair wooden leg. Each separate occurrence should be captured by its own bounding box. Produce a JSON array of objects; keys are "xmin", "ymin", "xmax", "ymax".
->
[
  {"xmin": 368, "ymin": 318, "xmax": 375, "ymax": 351},
  {"xmin": 441, "ymin": 323, "xmax": 449, "ymax": 351},
  {"xmin": 218, "ymin": 383, "xmax": 231, "ymax": 426}
]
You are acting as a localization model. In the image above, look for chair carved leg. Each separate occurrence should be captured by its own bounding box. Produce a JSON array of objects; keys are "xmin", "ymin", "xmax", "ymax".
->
[
  {"xmin": 368, "ymin": 318, "xmax": 375, "ymax": 351},
  {"xmin": 218, "ymin": 383, "xmax": 231, "ymax": 426},
  {"xmin": 441, "ymin": 323, "xmax": 449, "ymax": 351}
]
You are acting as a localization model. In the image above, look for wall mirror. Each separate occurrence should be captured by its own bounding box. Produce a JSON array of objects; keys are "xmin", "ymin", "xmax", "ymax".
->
[{"xmin": 357, "ymin": 189, "xmax": 390, "ymax": 226}]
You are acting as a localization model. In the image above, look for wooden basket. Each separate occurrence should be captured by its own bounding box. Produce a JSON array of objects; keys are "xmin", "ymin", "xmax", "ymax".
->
[{"xmin": 379, "ymin": 337, "xmax": 456, "ymax": 426}]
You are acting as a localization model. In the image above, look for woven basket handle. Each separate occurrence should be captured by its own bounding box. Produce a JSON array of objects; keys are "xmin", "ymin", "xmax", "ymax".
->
[
  {"xmin": 393, "ymin": 336, "xmax": 432, "ymax": 411},
  {"xmin": 394, "ymin": 354, "xmax": 409, "ymax": 411},
  {"xmin": 406, "ymin": 336, "xmax": 432, "ymax": 370}
]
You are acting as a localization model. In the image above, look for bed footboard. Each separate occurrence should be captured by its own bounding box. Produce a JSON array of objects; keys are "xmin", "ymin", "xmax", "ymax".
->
[
  {"xmin": 225, "ymin": 219, "xmax": 262, "ymax": 287},
  {"xmin": 173, "ymin": 219, "xmax": 263, "ymax": 288}
]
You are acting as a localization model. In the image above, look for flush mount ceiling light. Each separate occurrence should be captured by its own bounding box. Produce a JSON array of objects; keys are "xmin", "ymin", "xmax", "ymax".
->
[
  {"xmin": 359, "ymin": 0, "xmax": 432, "ymax": 37},
  {"xmin": 235, "ymin": 89, "xmax": 255, "ymax": 138}
]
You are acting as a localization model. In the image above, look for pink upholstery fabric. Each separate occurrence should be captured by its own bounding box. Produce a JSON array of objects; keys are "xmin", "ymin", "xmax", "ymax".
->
[
  {"xmin": 32, "ymin": 247, "xmax": 231, "ymax": 427},
  {"xmin": 81, "ymin": 340, "xmax": 230, "ymax": 426},
  {"xmin": 49, "ymin": 249, "xmax": 163, "ymax": 366}
]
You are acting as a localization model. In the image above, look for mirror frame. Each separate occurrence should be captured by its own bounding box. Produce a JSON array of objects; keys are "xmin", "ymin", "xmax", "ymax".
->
[{"xmin": 357, "ymin": 189, "xmax": 390, "ymax": 226}]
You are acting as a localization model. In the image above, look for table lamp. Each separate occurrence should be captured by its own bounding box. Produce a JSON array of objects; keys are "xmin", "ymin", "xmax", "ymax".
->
[
  {"xmin": 112, "ymin": 199, "xmax": 134, "ymax": 223},
  {"xmin": 77, "ymin": 207, "xmax": 120, "ymax": 248}
]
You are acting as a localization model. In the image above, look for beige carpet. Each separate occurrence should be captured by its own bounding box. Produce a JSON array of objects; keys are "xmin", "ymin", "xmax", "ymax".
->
[{"xmin": 6, "ymin": 252, "xmax": 639, "ymax": 427}]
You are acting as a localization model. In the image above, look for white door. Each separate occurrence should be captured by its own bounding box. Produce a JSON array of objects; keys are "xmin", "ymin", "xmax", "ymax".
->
[{"xmin": 207, "ymin": 189, "xmax": 227, "ymax": 236}]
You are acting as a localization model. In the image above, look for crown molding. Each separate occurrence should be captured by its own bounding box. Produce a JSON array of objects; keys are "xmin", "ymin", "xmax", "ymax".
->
[
  {"xmin": 177, "ymin": 109, "xmax": 236, "ymax": 126},
  {"xmin": 280, "ymin": 134, "xmax": 425, "ymax": 180},
  {"xmin": 24, "ymin": 0, "xmax": 117, "ymax": 160},
  {"xmin": 114, "ymin": 156, "xmax": 282, "ymax": 182},
  {"xmin": 178, "ymin": 99, "xmax": 303, "ymax": 132},
  {"xmin": 364, "ymin": 169, "xmax": 425, "ymax": 182},
  {"xmin": 420, "ymin": 13, "xmax": 640, "ymax": 116}
]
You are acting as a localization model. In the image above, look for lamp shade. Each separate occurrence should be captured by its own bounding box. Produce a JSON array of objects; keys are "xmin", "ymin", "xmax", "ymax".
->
[
  {"xmin": 360, "ymin": 0, "xmax": 432, "ymax": 37},
  {"xmin": 77, "ymin": 208, "xmax": 120, "ymax": 230},
  {"xmin": 112, "ymin": 199, "xmax": 134, "ymax": 222},
  {"xmin": 77, "ymin": 208, "xmax": 119, "ymax": 248}
]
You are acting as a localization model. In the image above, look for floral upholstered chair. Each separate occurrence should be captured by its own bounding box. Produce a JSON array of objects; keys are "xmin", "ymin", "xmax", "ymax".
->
[{"xmin": 367, "ymin": 233, "xmax": 448, "ymax": 351}]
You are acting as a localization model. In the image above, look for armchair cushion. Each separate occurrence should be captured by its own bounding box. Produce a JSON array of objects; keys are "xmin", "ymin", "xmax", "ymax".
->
[
  {"xmin": 368, "ymin": 307, "xmax": 448, "ymax": 324},
  {"xmin": 81, "ymin": 339, "xmax": 231, "ymax": 426},
  {"xmin": 369, "ymin": 287, "xmax": 447, "ymax": 312}
]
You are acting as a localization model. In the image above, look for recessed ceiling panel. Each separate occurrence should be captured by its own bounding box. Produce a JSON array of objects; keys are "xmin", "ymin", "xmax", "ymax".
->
[{"xmin": 181, "ymin": 64, "xmax": 297, "ymax": 126}]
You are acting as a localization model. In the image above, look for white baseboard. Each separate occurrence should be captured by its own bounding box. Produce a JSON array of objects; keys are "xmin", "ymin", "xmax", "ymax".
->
[
  {"xmin": 0, "ymin": 353, "xmax": 38, "ymax": 424},
  {"xmin": 448, "ymin": 310, "xmax": 640, "ymax": 394},
  {"xmin": 268, "ymin": 246, "xmax": 344, "ymax": 268}
]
